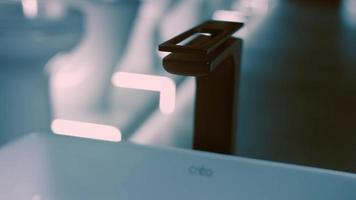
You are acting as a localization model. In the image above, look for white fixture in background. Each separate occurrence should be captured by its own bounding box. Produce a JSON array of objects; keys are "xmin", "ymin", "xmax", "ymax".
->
[
  {"xmin": 130, "ymin": 78, "xmax": 194, "ymax": 147},
  {"xmin": 112, "ymin": 72, "xmax": 176, "ymax": 114},
  {"xmin": 48, "ymin": 0, "xmax": 139, "ymax": 125}
]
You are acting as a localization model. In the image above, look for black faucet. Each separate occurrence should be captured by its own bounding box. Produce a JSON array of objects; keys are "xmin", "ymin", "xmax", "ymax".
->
[{"xmin": 159, "ymin": 20, "xmax": 243, "ymax": 154}]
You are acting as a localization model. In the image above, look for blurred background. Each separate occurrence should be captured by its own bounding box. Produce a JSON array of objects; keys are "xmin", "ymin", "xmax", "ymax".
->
[{"xmin": 0, "ymin": 0, "xmax": 355, "ymax": 173}]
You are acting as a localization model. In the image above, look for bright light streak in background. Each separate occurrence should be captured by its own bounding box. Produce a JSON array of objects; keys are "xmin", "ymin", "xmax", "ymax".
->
[
  {"xmin": 251, "ymin": 0, "xmax": 270, "ymax": 14},
  {"xmin": 51, "ymin": 119, "xmax": 121, "ymax": 142},
  {"xmin": 21, "ymin": 0, "xmax": 38, "ymax": 19},
  {"xmin": 213, "ymin": 9, "xmax": 248, "ymax": 37},
  {"xmin": 213, "ymin": 10, "xmax": 246, "ymax": 23},
  {"xmin": 214, "ymin": 0, "xmax": 272, "ymax": 38},
  {"xmin": 112, "ymin": 72, "xmax": 176, "ymax": 114}
]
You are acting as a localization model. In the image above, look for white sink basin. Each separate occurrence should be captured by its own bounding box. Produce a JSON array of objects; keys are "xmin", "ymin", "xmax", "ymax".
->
[{"xmin": 0, "ymin": 133, "xmax": 355, "ymax": 200}]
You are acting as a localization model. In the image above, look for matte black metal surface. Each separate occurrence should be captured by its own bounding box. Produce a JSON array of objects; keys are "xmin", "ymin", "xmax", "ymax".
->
[{"xmin": 159, "ymin": 21, "xmax": 243, "ymax": 154}]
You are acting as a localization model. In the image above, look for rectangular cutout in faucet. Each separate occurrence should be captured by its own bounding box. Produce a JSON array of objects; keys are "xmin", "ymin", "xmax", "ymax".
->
[{"xmin": 177, "ymin": 32, "xmax": 212, "ymax": 47}]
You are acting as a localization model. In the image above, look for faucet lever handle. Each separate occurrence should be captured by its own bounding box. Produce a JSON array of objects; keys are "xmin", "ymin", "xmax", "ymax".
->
[{"xmin": 159, "ymin": 20, "xmax": 243, "ymax": 55}]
